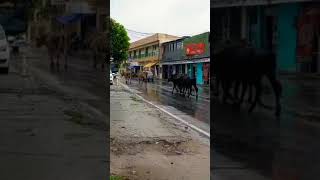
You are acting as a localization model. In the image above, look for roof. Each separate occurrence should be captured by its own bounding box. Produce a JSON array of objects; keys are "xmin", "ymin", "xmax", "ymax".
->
[
  {"xmin": 211, "ymin": 0, "xmax": 314, "ymax": 8},
  {"xmin": 162, "ymin": 37, "xmax": 189, "ymax": 45},
  {"xmin": 129, "ymin": 33, "xmax": 180, "ymax": 49}
]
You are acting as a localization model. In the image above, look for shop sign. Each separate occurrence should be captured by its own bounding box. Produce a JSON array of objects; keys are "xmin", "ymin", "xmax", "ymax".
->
[
  {"xmin": 296, "ymin": 7, "xmax": 320, "ymax": 62},
  {"xmin": 296, "ymin": 15, "xmax": 312, "ymax": 61},
  {"xmin": 185, "ymin": 43, "xmax": 205, "ymax": 56}
]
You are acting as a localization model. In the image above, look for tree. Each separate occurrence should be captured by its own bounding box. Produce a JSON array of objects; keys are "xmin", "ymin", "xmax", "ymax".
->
[{"xmin": 110, "ymin": 18, "xmax": 130, "ymax": 66}]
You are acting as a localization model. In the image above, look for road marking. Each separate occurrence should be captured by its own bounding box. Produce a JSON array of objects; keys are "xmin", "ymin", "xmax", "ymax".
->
[{"xmin": 118, "ymin": 81, "xmax": 210, "ymax": 138}]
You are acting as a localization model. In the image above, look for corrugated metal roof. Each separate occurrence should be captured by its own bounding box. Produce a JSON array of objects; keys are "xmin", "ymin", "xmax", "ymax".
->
[{"xmin": 129, "ymin": 33, "xmax": 180, "ymax": 49}]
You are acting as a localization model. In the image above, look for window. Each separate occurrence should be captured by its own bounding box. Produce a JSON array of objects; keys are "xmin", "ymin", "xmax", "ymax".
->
[
  {"xmin": 177, "ymin": 42, "xmax": 182, "ymax": 49},
  {"xmin": 146, "ymin": 47, "xmax": 149, "ymax": 57},
  {"xmin": 133, "ymin": 50, "xmax": 136, "ymax": 58}
]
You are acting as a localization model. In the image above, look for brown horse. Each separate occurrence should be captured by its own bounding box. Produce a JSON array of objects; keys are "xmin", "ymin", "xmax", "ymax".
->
[
  {"xmin": 124, "ymin": 71, "xmax": 132, "ymax": 84},
  {"xmin": 36, "ymin": 30, "xmax": 71, "ymax": 71},
  {"xmin": 87, "ymin": 32, "xmax": 107, "ymax": 71},
  {"xmin": 138, "ymin": 71, "xmax": 147, "ymax": 84}
]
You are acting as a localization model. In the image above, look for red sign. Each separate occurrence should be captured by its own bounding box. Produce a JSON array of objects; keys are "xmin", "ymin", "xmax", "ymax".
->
[
  {"xmin": 185, "ymin": 43, "xmax": 205, "ymax": 56},
  {"xmin": 296, "ymin": 7, "xmax": 320, "ymax": 62}
]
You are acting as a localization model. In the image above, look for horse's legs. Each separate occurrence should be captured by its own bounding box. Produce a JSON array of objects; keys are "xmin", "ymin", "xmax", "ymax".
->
[
  {"xmin": 194, "ymin": 84, "xmax": 198, "ymax": 100},
  {"xmin": 249, "ymin": 79, "xmax": 262, "ymax": 113},
  {"xmin": 247, "ymin": 83, "xmax": 253, "ymax": 103},
  {"xmin": 222, "ymin": 80, "xmax": 229, "ymax": 103},
  {"xmin": 267, "ymin": 74, "xmax": 282, "ymax": 117},
  {"xmin": 233, "ymin": 80, "xmax": 241, "ymax": 104},
  {"xmin": 239, "ymin": 81, "xmax": 248, "ymax": 106}
]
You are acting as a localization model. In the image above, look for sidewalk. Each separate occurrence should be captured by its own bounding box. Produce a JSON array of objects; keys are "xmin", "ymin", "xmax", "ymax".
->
[{"xmin": 110, "ymin": 83, "xmax": 210, "ymax": 180}]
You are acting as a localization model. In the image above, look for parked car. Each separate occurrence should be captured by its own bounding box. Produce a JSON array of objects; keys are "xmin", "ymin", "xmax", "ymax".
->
[
  {"xmin": 110, "ymin": 70, "xmax": 114, "ymax": 85},
  {"xmin": 0, "ymin": 24, "xmax": 10, "ymax": 74},
  {"xmin": 112, "ymin": 72, "xmax": 118, "ymax": 78}
]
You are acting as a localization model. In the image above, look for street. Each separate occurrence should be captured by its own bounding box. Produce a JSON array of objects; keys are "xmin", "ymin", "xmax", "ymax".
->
[
  {"xmin": 212, "ymin": 75, "xmax": 320, "ymax": 179},
  {"xmin": 0, "ymin": 46, "xmax": 108, "ymax": 179},
  {"xmin": 121, "ymin": 78, "xmax": 210, "ymax": 134}
]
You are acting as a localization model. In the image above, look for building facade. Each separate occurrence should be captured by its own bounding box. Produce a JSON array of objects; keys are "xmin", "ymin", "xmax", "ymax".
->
[
  {"xmin": 212, "ymin": 0, "xmax": 320, "ymax": 73},
  {"xmin": 28, "ymin": 0, "xmax": 107, "ymax": 43},
  {"xmin": 128, "ymin": 33, "xmax": 180, "ymax": 78},
  {"xmin": 161, "ymin": 32, "xmax": 210, "ymax": 85}
]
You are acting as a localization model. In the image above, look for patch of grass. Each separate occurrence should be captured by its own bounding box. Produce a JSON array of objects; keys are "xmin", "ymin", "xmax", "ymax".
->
[
  {"xmin": 130, "ymin": 96, "xmax": 142, "ymax": 102},
  {"xmin": 110, "ymin": 175, "xmax": 124, "ymax": 180}
]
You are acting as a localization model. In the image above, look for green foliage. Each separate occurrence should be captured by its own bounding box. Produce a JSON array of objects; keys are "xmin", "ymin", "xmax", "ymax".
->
[
  {"xmin": 110, "ymin": 18, "xmax": 130, "ymax": 66},
  {"xmin": 110, "ymin": 176, "xmax": 124, "ymax": 180}
]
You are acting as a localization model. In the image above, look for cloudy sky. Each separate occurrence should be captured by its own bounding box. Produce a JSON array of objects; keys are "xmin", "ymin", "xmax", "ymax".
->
[{"xmin": 110, "ymin": 0, "xmax": 210, "ymax": 42}]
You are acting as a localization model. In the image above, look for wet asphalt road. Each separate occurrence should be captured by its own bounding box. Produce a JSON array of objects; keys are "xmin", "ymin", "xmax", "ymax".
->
[
  {"xmin": 119, "ymin": 77, "xmax": 210, "ymax": 125},
  {"xmin": 0, "ymin": 47, "xmax": 108, "ymax": 179},
  {"xmin": 23, "ymin": 47, "xmax": 109, "ymax": 116},
  {"xmin": 212, "ymin": 75, "xmax": 320, "ymax": 179}
]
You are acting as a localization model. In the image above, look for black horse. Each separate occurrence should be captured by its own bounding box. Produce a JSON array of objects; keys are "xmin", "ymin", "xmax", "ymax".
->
[
  {"xmin": 168, "ymin": 74, "xmax": 184, "ymax": 94},
  {"xmin": 213, "ymin": 44, "xmax": 282, "ymax": 117},
  {"xmin": 182, "ymin": 76, "xmax": 199, "ymax": 99},
  {"xmin": 168, "ymin": 74, "xmax": 199, "ymax": 99}
]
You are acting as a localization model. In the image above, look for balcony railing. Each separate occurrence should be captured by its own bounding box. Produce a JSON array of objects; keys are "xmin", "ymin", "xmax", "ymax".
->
[{"xmin": 129, "ymin": 51, "xmax": 159, "ymax": 61}]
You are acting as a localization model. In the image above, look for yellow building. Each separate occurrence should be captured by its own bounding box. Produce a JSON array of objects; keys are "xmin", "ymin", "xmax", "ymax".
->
[{"xmin": 128, "ymin": 33, "xmax": 180, "ymax": 79}]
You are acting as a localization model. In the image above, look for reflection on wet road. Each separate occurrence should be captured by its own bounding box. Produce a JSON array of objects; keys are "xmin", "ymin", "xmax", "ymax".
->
[
  {"xmin": 213, "ymin": 75, "xmax": 320, "ymax": 179},
  {"xmin": 121, "ymin": 78, "xmax": 210, "ymax": 125}
]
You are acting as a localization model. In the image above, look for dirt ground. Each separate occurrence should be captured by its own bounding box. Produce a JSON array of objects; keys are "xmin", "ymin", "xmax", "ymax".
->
[{"xmin": 110, "ymin": 84, "xmax": 210, "ymax": 180}]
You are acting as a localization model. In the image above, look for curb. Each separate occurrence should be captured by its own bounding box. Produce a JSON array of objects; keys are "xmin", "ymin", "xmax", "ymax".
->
[{"xmin": 118, "ymin": 81, "xmax": 210, "ymax": 139}]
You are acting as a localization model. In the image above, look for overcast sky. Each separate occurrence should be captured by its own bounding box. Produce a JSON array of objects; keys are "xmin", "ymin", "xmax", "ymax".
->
[{"xmin": 110, "ymin": 0, "xmax": 210, "ymax": 41}]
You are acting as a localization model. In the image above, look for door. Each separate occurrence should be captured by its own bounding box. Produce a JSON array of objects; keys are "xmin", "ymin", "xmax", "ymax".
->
[{"xmin": 192, "ymin": 65, "xmax": 196, "ymax": 79}]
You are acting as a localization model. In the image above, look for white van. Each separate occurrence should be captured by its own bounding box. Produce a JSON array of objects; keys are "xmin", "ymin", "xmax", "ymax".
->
[{"xmin": 0, "ymin": 24, "xmax": 9, "ymax": 73}]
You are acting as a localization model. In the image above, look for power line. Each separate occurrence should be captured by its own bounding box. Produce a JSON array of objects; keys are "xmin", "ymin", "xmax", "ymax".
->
[{"xmin": 126, "ymin": 28, "xmax": 154, "ymax": 36}]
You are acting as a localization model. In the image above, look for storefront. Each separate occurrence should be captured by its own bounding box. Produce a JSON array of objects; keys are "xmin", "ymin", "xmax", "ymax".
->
[
  {"xmin": 203, "ymin": 62, "xmax": 210, "ymax": 85},
  {"xmin": 296, "ymin": 5, "xmax": 320, "ymax": 73}
]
